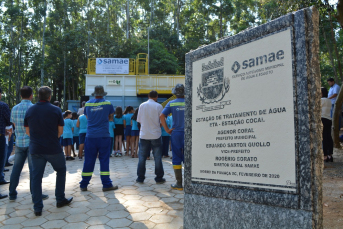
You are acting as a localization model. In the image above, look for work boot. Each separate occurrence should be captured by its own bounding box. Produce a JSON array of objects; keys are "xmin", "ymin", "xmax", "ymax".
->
[{"xmin": 171, "ymin": 168, "xmax": 183, "ymax": 190}]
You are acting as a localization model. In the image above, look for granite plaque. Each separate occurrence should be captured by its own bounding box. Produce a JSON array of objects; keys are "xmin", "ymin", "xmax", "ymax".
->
[
  {"xmin": 191, "ymin": 28, "xmax": 296, "ymax": 192},
  {"xmin": 184, "ymin": 7, "xmax": 323, "ymax": 229}
]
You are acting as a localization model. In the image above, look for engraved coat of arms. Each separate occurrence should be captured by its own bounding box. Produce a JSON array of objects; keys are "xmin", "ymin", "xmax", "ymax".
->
[{"xmin": 197, "ymin": 68, "xmax": 230, "ymax": 104}]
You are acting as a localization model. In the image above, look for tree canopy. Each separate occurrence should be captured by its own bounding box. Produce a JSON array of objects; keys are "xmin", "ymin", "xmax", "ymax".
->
[{"xmin": 0, "ymin": 0, "xmax": 341, "ymax": 108}]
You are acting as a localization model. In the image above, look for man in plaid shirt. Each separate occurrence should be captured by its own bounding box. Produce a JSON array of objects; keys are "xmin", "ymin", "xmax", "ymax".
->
[
  {"xmin": 0, "ymin": 87, "xmax": 11, "ymax": 198},
  {"xmin": 9, "ymin": 86, "xmax": 49, "ymax": 201}
]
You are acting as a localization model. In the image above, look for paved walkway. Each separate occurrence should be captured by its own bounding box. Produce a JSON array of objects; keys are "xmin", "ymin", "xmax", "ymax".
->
[{"xmin": 0, "ymin": 153, "xmax": 184, "ymax": 229}]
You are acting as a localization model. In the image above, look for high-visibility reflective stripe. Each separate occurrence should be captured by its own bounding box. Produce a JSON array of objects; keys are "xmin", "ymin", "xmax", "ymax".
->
[
  {"xmin": 173, "ymin": 165, "xmax": 182, "ymax": 169},
  {"xmin": 82, "ymin": 172, "xmax": 93, "ymax": 176},
  {"xmin": 170, "ymin": 102, "xmax": 185, "ymax": 107},
  {"xmin": 85, "ymin": 102, "xmax": 112, "ymax": 107},
  {"xmin": 100, "ymin": 172, "xmax": 110, "ymax": 175}
]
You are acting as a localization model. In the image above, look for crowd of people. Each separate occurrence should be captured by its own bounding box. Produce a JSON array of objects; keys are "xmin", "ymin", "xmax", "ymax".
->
[{"xmin": 0, "ymin": 83, "xmax": 185, "ymax": 216}]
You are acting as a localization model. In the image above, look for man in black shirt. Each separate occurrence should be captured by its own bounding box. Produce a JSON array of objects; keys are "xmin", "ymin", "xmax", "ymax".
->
[{"xmin": 24, "ymin": 86, "xmax": 72, "ymax": 216}]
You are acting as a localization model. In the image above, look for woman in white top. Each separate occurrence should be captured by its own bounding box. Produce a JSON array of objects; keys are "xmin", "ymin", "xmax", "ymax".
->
[{"xmin": 321, "ymin": 87, "xmax": 334, "ymax": 162}]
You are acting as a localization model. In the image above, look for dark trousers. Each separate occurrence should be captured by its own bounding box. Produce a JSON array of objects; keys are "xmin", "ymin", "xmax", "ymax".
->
[
  {"xmin": 73, "ymin": 136, "xmax": 80, "ymax": 150},
  {"xmin": 162, "ymin": 136, "xmax": 170, "ymax": 156},
  {"xmin": 0, "ymin": 135, "xmax": 6, "ymax": 182},
  {"xmin": 322, "ymin": 118, "xmax": 333, "ymax": 156},
  {"xmin": 31, "ymin": 153, "xmax": 66, "ymax": 212}
]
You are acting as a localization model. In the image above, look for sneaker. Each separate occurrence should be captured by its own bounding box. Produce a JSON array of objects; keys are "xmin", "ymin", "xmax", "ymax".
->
[
  {"xmin": 69, "ymin": 157, "xmax": 75, "ymax": 161},
  {"xmin": 115, "ymin": 152, "xmax": 119, "ymax": 157},
  {"xmin": 102, "ymin": 185, "xmax": 118, "ymax": 191},
  {"xmin": 156, "ymin": 178, "xmax": 166, "ymax": 184},
  {"xmin": 79, "ymin": 157, "xmax": 83, "ymax": 161},
  {"xmin": 118, "ymin": 153, "xmax": 122, "ymax": 157},
  {"xmin": 65, "ymin": 157, "xmax": 70, "ymax": 161}
]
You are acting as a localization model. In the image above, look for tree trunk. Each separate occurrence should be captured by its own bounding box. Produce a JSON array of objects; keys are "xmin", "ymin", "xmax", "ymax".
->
[
  {"xmin": 328, "ymin": 10, "xmax": 343, "ymax": 83},
  {"xmin": 219, "ymin": 0, "xmax": 223, "ymax": 38},
  {"xmin": 321, "ymin": 26, "xmax": 337, "ymax": 81},
  {"xmin": 41, "ymin": 0, "xmax": 47, "ymax": 86},
  {"xmin": 126, "ymin": 0, "xmax": 130, "ymax": 39}
]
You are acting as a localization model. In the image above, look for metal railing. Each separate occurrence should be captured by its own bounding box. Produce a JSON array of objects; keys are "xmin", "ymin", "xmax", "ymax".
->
[{"xmin": 136, "ymin": 75, "xmax": 185, "ymax": 95}]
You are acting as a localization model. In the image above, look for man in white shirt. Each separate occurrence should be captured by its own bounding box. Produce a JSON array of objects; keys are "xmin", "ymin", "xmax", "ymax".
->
[
  {"xmin": 136, "ymin": 91, "xmax": 165, "ymax": 184},
  {"xmin": 327, "ymin": 78, "xmax": 341, "ymax": 117}
]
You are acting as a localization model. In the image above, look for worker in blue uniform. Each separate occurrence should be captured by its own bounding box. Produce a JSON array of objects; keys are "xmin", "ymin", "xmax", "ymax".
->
[
  {"xmin": 79, "ymin": 85, "xmax": 118, "ymax": 192},
  {"xmin": 160, "ymin": 84, "xmax": 185, "ymax": 190}
]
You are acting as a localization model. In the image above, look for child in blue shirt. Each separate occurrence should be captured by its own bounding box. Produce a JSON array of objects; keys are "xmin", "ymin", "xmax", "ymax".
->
[
  {"xmin": 114, "ymin": 106, "xmax": 124, "ymax": 157},
  {"xmin": 77, "ymin": 114, "xmax": 88, "ymax": 160},
  {"xmin": 71, "ymin": 112, "xmax": 79, "ymax": 158},
  {"xmin": 130, "ymin": 108, "xmax": 139, "ymax": 158},
  {"xmin": 109, "ymin": 114, "xmax": 116, "ymax": 157},
  {"xmin": 62, "ymin": 110, "xmax": 74, "ymax": 160},
  {"xmin": 123, "ymin": 106, "xmax": 134, "ymax": 156},
  {"xmin": 161, "ymin": 115, "xmax": 173, "ymax": 158}
]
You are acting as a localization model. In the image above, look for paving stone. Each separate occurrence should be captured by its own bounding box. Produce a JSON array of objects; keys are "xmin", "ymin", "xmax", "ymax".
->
[
  {"xmin": 86, "ymin": 216, "xmax": 110, "ymax": 225},
  {"xmin": 122, "ymin": 195, "xmax": 142, "ymax": 200},
  {"xmin": 150, "ymin": 215, "xmax": 174, "ymax": 224},
  {"xmin": 106, "ymin": 218, "xmax": 133, "ymax": 227},
  {"xmin": 0, "ymin": 207, "xmax": 16, "ymax": 215},
  {"xmin": 167, "ymin": 210, "xmax": 184, "ymax": 218},
  {"xmin": 160, "ymin": 197, "xmax": 178, "ymax": 203},
  {"xmin": 65, "ymin": 213, "xmax": 90, "ymax": 223},
  {"xmin": 41, "ymin": 220, "xmax": 67, "ymax": 228},
  {"xmin": 66, "ymin": 206, "xmax": 91, "ymax": 214},
  {"xmin": 129, "ymin": 212, "xmax": 153, "ymax": 221},
  {"xmin": 121, "ymin": 189, "xmax": 139, "ymax": 195},
  {"xmin": 61, "ymin": 222, "xmax": 89, "ymax": 229},
  {"xmin": 86, "ymin": 209, "xmax": 109, "ymax": 217},
  {"xmin": 87, "ymin": 225, "xmax": 112, "ymax": 229},
  {"xmin": 123, "ymin": 199, "xmax": 145, "ymax": 206},
  {"xmin": 142, "ymin": 201, "xmax": 163, "ymax": 208},
  {"xmin": 141, "ymin": 196, "xmax": 160, "ymax": 202},
  {"xmin": 44, "ymin": 211, "xmax": 70, "ymax": 220},
  {"xmin": 126, "ymin": 205, "xmax": 148, "ymax": 213},
  {"xmin": 0, "ymin": 155, "xmax": 184, "ymax": 228},
  {"xmin": 130, "ymin": 221, "xmax": 156, "ymax": 229},
  {"xmin": 9, "ymin": 209, "xmax": 32, "ymax": 217},
  {"xmin": 146, "ymin": 208, "xmax": 169, "ymax": 215},
  {"xmin": 106, "ymin": 210, "xmax": 130, "ymax": 219},
  {"xmin": 2, "ymin": 225, "xmax": 23, "ymax": 229},
  {"xmin": 3, "ymin": 217, "xmax": 27, "ymax": 225}
]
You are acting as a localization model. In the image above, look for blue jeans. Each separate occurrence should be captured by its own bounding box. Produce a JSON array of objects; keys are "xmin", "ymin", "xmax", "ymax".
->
[
  {"xmin": 6, "ymin": 134, "xmax": 14, "ymax": 163},
  {"xmin": 31, "ymin": 153, "xmax": 66, "ymax": 212},
  {"xmin": 9, "ymin": 146, "xmax": 33, "ymax": 198},
  {"xmin": 0, "ymin": 135, "xmax": 6, "ymax": 182},
  {"xmin": 136, "ymin": 137, "xmax": 164, "ymax": 182}
]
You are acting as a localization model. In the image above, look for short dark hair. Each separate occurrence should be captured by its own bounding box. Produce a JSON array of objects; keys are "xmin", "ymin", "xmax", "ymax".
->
[
  {"xmin": 72, "ymin": 112, "xmax": 78, "ymax": 120},
  {"xmin": 148, "ymin": 90, "xmax": 158, "ymax": 98},
  {"xmin": 321, "ymin": 87, "xmax": 328, "ymax": 98},
  {"xmin": 20, "ymin": 86, "xmax": 33, "ymax": 99},
  {"xmin": 63, "ymin": 110, "xmax": 72, "ymax": 118},
  {"xmin": 53, "ymin": 101, "xmax": 60, "ymax": 107},
  {"xmin": 327, "ymin": 78, "xmax": 335, "ymax": 82},
  {"xmin": 38, "ymin": 86, "xmax": 52, "ymax": 101}
]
